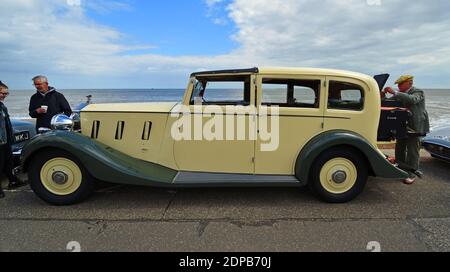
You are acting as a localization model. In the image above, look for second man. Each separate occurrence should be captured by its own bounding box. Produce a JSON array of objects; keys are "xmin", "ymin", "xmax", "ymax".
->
[{"xmin": 29, "ymin": 75, "xmax": 72, "ymax": 132}]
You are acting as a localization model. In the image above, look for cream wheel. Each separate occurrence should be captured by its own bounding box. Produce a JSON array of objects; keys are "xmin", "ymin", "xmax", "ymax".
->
[
  {"xmin": 29, "ymin": 149, "xmax": 95, "ymax": 206},
  {"xmin": 319, "ymin": 158, "xmax": 358, "ymax": 194},
  {"xmin": 40, "ymin": 158, "xmax": 83, "ymax": 196},
  {"xmin": 309, "ymin": 147, "xmax": 368, "ymax": 203}
]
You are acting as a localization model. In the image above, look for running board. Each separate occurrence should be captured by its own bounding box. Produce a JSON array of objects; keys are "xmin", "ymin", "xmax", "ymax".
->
[{"xmin": 173, "ymin": 172, "xmax": 304, "ymax": 187}]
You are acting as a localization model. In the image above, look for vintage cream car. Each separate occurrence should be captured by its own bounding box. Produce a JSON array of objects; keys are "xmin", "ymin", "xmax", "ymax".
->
[{"xmin": 21, "ymin": 67, "xmax": 408, "ymax": 205}]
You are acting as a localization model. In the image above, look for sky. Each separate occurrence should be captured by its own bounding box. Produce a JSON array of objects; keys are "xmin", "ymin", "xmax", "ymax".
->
[{"xmin": 1, "ymin": 0, "xmax": 450, "ymax": 89}]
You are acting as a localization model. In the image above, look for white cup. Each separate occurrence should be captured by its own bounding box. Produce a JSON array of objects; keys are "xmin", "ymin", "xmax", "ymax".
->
[{"xmin": 41, "ymin": 105, "xmax": 48, "ymax": 113}]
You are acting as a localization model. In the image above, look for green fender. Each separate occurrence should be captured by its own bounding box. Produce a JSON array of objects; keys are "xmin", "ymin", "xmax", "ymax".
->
[
  {"xmin": 295, "ymin": 130, "xmax": 409, "ymax": 184},
  {"xmin": 21, "ymin": 131, "xmax": 178, "ymax": 186}
]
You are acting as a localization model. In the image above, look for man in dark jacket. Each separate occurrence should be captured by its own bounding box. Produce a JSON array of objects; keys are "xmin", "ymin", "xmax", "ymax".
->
[
  {"xmin": 383, "ymin": 75, "xmax": 430, "ymax": 185},
  {"xmin": 29, "ymin": 75, "xmax": 72, "ymax": 132},
  {"xmin": 1, "ymin": 81, "xmax": 27, "ymax": 199}
]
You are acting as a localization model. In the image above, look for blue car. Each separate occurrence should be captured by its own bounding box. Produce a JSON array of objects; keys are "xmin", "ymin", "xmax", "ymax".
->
[{"xmin": 422, "ymin": 126, "xmax": 450, "ymax": 162}]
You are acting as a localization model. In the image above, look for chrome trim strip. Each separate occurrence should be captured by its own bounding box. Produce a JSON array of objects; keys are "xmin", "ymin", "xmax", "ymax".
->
[{"xmin": 174, "ymin": 172, "xmax": 299, "ymax": 184}]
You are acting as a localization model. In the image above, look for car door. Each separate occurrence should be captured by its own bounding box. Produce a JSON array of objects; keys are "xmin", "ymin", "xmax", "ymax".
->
[
  {"xmin": 173, "ymin": 74, "xmax": 256, "ymax": 174},
  {"xmin": 254, "ymin": 74, "xmax": 326, "ymax": 175},
  {"xmin": 324, "ymin": 76, "xmax": 377, "ymax": 143}
]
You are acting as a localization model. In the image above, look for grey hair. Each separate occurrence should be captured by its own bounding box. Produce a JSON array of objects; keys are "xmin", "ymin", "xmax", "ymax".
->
[
  {"xmin": 0, "ymin": 80, "xmax": 8, "ymax": 90},
  {"xmin": 32, "ymin": 75, "xmax": 48, "ymax": 83}
]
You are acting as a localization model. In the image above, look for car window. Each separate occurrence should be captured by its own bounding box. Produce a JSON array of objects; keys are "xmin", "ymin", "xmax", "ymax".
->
[
  {"xmin": 294, "ymin": 86, "xmax": 317, "ymax": 105},
  {"xmin": 328, "ymin": 81, "xmax": 364, "ymax": 111},
  {"xmin": 262, "ymin": 79, "xmax": 320, "ymax": 108},
  {"xmin": 190, "ymin": 76, "xmax": 251, "ymax": 106}
]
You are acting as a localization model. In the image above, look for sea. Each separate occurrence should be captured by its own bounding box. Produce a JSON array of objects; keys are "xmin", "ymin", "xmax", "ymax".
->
[{"xmin": 4, "ymin": 88, "xmax": 450, "ymax": 130}]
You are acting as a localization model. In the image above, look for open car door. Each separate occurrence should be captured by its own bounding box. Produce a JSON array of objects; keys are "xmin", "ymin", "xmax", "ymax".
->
[
  {"xmin": 375, "ymin": 73, "xmax": 409, "ymax": 141},
  {"xmin": 374, "ymin": 74, "xmax": 390, "ymax": 91}
]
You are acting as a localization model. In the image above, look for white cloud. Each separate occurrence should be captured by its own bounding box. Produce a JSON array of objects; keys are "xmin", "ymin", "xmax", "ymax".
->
[
  {"xmin": 1, "ymin": 0, "xmax": 450, "ymax": 88},
  {"xmin": 204, "ymin": 0, "xmax": 231, "ymax": 25},
  {"xmin": 223, "ymin": 0, "xmax": 450, "ymax": 86}
]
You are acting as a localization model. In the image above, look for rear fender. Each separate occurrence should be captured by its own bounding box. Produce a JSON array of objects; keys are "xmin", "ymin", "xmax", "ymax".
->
[{"xmin": 295, "ymin": 130, "xmax": 409, "ymax": 183}]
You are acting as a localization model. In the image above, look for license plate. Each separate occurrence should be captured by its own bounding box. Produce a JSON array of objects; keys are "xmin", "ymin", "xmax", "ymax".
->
[{"xmin": 14, "ymin": 131, "xmax": 30, "ymax": 143}]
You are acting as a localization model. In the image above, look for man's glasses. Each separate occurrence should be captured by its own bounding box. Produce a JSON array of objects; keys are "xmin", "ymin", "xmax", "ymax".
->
[{"xmin": 0, "ymin": 92, "xmax": 9, "ymax": 96}]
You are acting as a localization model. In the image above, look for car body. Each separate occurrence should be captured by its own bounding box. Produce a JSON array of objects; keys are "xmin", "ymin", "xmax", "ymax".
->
[
  {"xmin": 422, "ymin": 126, "xmax": 450, "ymax": 162},
  {"xmin": 11, "ymin": 119, "xmax": 36, "ymax": 167},
  {"xmin": 21, "ymin": 67, "xmax": 408, "ymax": 205}
]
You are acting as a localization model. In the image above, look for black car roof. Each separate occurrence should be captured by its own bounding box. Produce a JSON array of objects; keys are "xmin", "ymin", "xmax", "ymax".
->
[{"xmin": 191, "ymin": 67, "xmax": 259, "ymax": 77}]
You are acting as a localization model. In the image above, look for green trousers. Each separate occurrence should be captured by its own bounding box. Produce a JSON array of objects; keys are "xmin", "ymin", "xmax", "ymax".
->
[{"xmin": 395, "ymin": 137, "xmax": 421, "ymax": 178}]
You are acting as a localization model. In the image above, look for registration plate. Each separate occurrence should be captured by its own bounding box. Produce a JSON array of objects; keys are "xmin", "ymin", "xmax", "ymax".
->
[{"xmin": 14, "ymin": 131, "xmax": 30, "ymax": 143}]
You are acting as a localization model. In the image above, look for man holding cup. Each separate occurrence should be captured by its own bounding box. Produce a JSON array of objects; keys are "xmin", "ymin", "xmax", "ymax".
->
[{"xmin": 28, "ymin": 76, "xmax": 72, "ymax": 132}]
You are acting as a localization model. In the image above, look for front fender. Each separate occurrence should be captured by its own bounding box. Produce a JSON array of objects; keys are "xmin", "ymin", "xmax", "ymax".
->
[
  {"xmin": 21, "ymin": 131, "xmax": 178, "ymax": 186},
  {"xmin": 295, "ymin": 130, "xmax": 409, "ymax": 183}
]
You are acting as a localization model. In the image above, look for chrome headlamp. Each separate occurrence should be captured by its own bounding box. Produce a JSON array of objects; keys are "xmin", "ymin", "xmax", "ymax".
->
[{"xmin": 51, "ymin": 114, "xmax": 74, "ymax": 130}]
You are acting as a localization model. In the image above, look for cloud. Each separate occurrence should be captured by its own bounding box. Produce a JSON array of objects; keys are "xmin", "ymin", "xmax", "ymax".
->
[
  {"xmin": 1, "ymin": 0, "xmax": 450, "ymax": 88},
  {"xmin": 228, "ymin": 0, "xmax": 450, "ymax": 76},
  {"xmin": 0, "ymin": 0, "xmax": 145, "ymax": 74},
  {"xmin": 204, "ymin": 0, "xmax": 231, "ymax": 26},
  {"xmin": 84, "ymin": 0, "xmax": 133, "ymax": 14}
]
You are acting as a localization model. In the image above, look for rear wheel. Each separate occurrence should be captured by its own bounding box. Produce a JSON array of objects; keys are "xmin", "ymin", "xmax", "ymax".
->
[
  {"xmin": 28, "ymin": 149, "xmax": 95, "ymax": 205},
  {"xmin": 309, "ymin": 147, "xmax": 368, "ymax": 203}
]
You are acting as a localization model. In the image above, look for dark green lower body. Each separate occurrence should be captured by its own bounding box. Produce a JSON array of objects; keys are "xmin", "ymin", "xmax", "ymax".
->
[{"xmin": 21, "ymin": 131, "xmax": 178, "ymax": 187}]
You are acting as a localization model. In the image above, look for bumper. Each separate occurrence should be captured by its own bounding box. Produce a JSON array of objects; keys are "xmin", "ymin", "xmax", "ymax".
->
[{"xmin": 423, "ymin": 141, "xmax": 450, "ymax": 162}]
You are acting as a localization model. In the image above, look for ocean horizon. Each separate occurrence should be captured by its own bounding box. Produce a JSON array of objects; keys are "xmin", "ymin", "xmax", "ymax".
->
[{"xmin": 5, "ymin": 88, "xmax": 450, "ymax": 130}]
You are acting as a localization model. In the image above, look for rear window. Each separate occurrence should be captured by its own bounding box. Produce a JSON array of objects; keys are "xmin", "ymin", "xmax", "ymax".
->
[{"xmin": 328, "ymin": 81, "xmax": 364, "ymax": 111}]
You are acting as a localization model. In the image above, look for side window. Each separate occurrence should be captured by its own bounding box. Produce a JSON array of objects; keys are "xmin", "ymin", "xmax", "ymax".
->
[
  {"xmin": 261, "ymin": 83, "xmax": 287, "ymax": 104},
  {"xmin": 294, "ymin": 86, "xmax": 316, "ymax": 106},
  {"xmin": 262, "ymin": 79, "xmax": 320, "ymax": 108},
  {"xmin": 190, "ymin": 76, "xmax": 251, "ymax": 106},
  {"xmin": 328, "ymin": 81, "xmax": 364, "ymax": 111}
]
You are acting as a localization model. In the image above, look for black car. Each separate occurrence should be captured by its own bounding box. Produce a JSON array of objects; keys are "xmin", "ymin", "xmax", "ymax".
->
[
  {"xmin": 422, "ymin": 126, "xmax": 450, "ymax": 162},
  {"xmin": 11, "ymin": 119, "xmax": 36, "ymax": 167}
]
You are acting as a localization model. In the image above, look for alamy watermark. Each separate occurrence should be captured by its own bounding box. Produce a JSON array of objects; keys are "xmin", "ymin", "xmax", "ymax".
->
[{"xmin": 170, "ymin": 105, "xmax": 280, "ymax": 152}]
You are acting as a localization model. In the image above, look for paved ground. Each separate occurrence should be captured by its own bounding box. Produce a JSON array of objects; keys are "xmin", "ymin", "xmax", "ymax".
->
[{"xmin": 0, "ymin": 151, "xmax": 449, "ymax": 252}]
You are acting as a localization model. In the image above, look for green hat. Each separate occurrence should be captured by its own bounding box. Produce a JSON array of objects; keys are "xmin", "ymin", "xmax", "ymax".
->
[{"xmin": 395, "ymin": 75, "xmax": 414, "ymax": 85}]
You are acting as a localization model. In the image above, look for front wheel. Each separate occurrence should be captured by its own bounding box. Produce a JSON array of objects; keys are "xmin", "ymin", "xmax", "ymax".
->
[
  {"xmin": 309, "ymin": 147, "xmax": 368, "ymax": 203},
  {"xmin": 28, "ymin": 149, "xmax": 95, "ymax": 205}
]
